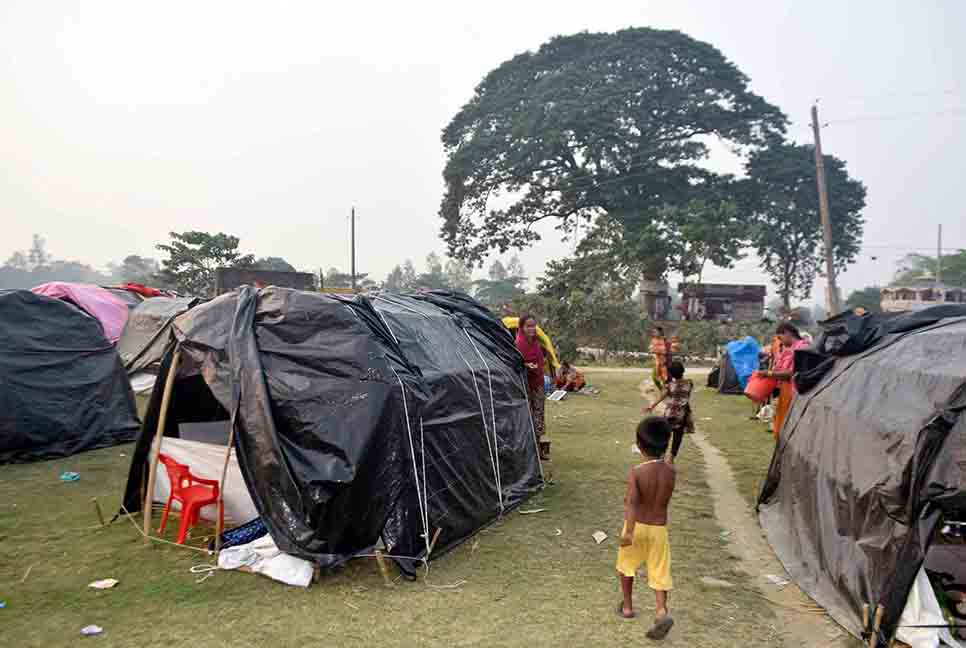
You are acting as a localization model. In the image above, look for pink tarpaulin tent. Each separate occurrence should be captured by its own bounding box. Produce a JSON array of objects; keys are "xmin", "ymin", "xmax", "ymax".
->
[{"xmin": 31, "ymin": 282, "xmax": 129, "ymax": 344}]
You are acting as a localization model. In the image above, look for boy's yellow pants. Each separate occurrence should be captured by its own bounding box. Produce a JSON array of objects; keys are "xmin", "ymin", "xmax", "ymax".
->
[{"xmin": 616, "ymin": 522, "xmax": 673, "ymax": 591}]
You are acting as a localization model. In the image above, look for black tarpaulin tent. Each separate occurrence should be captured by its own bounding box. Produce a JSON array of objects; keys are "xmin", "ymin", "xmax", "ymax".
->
[
  {"xmin": 0, "ymin": 290, "xmax": 141, "ymax": 464},
  {"xmin": 716, "ymin": 353, "xmax": 743, "ymax": 394},
  {"xmin": 118, "ymin": 296, "xmax": 198, "ymax": 375},
  {"xmin": 758, "ymin": 306, "xmax": 966, "ymax": 646},
  {"xmin": 121, "ymin": 287, "xmax": 543, "ymax": 573}
]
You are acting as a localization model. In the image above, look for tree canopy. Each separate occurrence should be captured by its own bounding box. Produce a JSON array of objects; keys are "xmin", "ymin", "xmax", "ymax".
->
[
  {"xmin": 156, "ymin": 231, "xmax": 254, "ymax": 296},
  {"xmin": 845, "ymin": 286, "xmax": 883, "ymax": 313},
  {"xmin": 439, "ymin": 27, "xmax": 786, "ymax": 278},
  {"xmin": 0, "ymin": 234, "xmax": 113, "ymax": 289},
  {"xmin": 254, "ymin": 257, "xmax": 296, "ymax": 272},
  {"xmin": 473, "ymin": 258, "xmax": 526, "ymax": 309},
  {"xmin": 109, "ymin": 255, "xmax": 162, "ymax": 286},
  {"xmin": 663, "ymin": 199, "xmax": 747, "ymax": 283},
  {"xmin": 895, "ymin": 251, "xmax": 966, "ymax": 286},
  {"xmin": 743, "ymin": 141, "xmax": 866, "ymax": 308},
  {"xmin": 384, "ymin": 260, "xmax": 417, "ymax": 292}
]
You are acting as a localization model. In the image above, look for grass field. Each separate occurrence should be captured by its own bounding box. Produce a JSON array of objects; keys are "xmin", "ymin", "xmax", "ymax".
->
[
  {"xmin": 1, "ymin": 374, "xmax": 786, "ymax": 647},
  {"xmin": 689, "ymin": 387, "xmax": 777, "ymax": 508}
]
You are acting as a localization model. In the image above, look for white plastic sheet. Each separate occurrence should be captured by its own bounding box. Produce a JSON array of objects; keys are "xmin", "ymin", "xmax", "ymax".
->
[
  {"xmin": 897, "ymin": 567, "xmax": 963, "ymax": 648},
  {"xmin": 153, "ymin": 437, "xmax": 258, "ymax": 526}
]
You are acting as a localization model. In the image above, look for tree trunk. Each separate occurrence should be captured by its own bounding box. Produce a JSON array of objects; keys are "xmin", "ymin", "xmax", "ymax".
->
[{"xmin": 640, "ymin": 271, "xmax": 669, "ymax": 321}]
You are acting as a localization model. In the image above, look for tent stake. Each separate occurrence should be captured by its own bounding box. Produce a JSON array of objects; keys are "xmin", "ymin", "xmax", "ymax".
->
[
  {"xmin": 374, "ymin": 550, "xmax": 392, "ymax": 586},
  {"xmin": 427, "ymin": 527, "xmax": 442, "ymax": 557},
  {"xmin": 92, "ymin": 497, "xmax": 106, "ymax": 527},
  {"xmin": 143, "ymin": 350, "xmax": 180, "ymax": 542}
]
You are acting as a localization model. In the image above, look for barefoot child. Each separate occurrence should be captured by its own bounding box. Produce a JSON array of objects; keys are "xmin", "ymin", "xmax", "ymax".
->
[
  {"xmin": 616, "ymin": 417, "xmax": 676, "ymax": 640},
  {"xmin": 645, "ymin": 361, "xmax": 694, "ymax": 464}
]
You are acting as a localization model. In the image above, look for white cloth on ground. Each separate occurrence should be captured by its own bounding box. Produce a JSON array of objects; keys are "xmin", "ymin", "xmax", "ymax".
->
[{"xmin": 217, "ymin": 535, "xmax": 314, "ymax": 588}]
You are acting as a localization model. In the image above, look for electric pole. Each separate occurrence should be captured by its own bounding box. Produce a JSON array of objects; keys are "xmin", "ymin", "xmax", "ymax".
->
[
  {"xmin": 937, "ymin": 224, "xmax": 943, "ymax": 287},
  {"xmin": 811, "ymin": 104, "xmax": 841, "ymax": 315},
  {"xmin": 350, "ymin": 207, "xmax": 357, "ymax": 292}
]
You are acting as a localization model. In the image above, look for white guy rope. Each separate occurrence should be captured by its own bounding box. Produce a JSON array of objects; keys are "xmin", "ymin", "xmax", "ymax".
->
[
  {"xmin": 456, "ymin": 347, "xmax": 503, "ymax": 512},
  {"xmin": 463, "ymin": 329, "xmax": 503, "ymax": 510},
  {"xmin": 387, "ymin": 365, "xmax": 431, "ymax": 558}
]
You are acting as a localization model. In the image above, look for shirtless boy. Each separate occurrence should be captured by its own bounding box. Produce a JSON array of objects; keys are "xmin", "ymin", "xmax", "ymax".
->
[{"xmin": 616, "ymin": 416, "xmax": 676, "ymax": 640}]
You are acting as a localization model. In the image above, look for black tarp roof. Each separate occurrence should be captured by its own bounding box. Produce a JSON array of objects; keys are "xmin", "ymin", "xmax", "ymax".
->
[
  {"xmin": 0, "ymin": 290, "xmax": 140, "ymax": 464},
  {"xmin": 758, "ymin": 306, "xmax": 966, "ymax": 646},
  {"xmin": 117, "ymin": 296, "xmax": 198, "ymax": 375},
  {"xmin": 121, "ymin": 287, "xmax": 543, "ymax": 571}
]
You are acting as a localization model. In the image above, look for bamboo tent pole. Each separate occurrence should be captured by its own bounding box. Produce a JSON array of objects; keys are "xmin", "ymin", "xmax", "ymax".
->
[
  {"xmin": 143, "ymin": 349, "xmax": 181, "ymax": 541},
  {"xmin": 213, "ymin": 420, "xmax": 237, "ymax": 556}
]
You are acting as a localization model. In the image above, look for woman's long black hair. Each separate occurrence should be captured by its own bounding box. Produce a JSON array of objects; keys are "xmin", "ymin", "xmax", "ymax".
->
[{"xmin": 776, "ymin": 321, "xmax": 802, "ymax": 339}]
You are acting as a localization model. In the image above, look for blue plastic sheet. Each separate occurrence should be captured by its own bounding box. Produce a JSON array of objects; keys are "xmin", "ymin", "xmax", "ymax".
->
[{"xmin": 725, "ymin": 336, "xmax": 761, "ymax": 390}]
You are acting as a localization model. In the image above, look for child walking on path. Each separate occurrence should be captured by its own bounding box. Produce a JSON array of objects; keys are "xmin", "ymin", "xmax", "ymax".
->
[
  {"xmin": 616, "ymin": 417, "xmax": 676, "ymax": 640},
  {"xmin": 645, "ymin": 361, "xmax": 694, "ymax": 464}
]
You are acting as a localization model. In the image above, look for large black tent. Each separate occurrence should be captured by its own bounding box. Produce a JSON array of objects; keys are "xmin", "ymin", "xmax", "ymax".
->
[
  {"xmin": 758, "ymin": 306, "xmax": 966, "ymax": 646},
  {"xmin": 118, "ymin": 296, "xmax": 198, "ymax": 375},
  {"xmin": 0, "ymin": 290, "xmax": 141, "ymax": 464},
  {"xmin": 121, "ymin": 287, "xmax": 542, "ymax": 572}
]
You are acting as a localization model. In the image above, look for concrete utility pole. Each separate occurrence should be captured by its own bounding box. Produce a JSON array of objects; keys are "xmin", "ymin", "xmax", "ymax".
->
[
  {"xmin": 937, "ymin": 224, "xmax": 943, "ymax": 287},
  {"xmin": 811, "ymin": 104, "xmax": 841, "ymax": 315},
  {"xmin": 350, "ymin": 207, "xmax": 357, "ymax": 292}
]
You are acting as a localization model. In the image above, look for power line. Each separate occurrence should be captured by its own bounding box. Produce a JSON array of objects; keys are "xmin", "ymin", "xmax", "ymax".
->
[
  {"xmin": 824, "ymin": 87, "xmax": 966, "ymax": 104},
  {"xmin": 825, "ymin": 107, "xmax": 966, "ymax": 126}
]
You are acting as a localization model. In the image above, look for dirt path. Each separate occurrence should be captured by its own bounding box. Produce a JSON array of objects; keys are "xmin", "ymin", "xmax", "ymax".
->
[{"xmin": 691, "ymin": 431, "xmax": 850, "ymax": 648}]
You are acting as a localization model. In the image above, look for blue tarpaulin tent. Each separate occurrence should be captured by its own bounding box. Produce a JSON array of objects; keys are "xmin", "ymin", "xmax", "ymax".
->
[{"xmin": 719, "ymin": 336, "xmax": 761, "ymax": 394}]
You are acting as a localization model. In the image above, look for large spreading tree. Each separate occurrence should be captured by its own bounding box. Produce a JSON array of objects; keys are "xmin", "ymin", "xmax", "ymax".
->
[
  {"xmin": 439, "ymin": 28, "xmax": 786, "ymax": 279},
  {"xmin": 743, "ymin": 141, "xmax": 866, "ymax": 308},
  {"xmin": 156, "ymin": 231, "xmax": 254, "ymax": 297}
]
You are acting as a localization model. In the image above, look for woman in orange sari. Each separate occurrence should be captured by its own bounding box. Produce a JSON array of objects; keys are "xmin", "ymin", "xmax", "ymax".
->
[
  {"xmin": 763, "ymin": 323, "xmax": 809, "ymax": 441},
  {"xmin": 649, "ymin": 327, "xmax": 671, "ymax": 389}
]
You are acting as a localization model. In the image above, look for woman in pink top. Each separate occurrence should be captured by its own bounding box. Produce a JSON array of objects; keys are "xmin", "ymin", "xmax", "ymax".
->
[{"xmin": 763, "ymin": 322, "xmax": 809, "ymax": 441}]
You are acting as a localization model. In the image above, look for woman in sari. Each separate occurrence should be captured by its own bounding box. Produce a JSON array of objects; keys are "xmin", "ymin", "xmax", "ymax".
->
[
  {"xmin": 649, "ymin": 327, "xmax": 671, "ymax": 390},
  {"xmin": 516, "ymin": 314, "xmax": 550, "ymax": 460},
  {"xmin": 762, "ymin": 322, "xmax": 809, "ymax": 441}
]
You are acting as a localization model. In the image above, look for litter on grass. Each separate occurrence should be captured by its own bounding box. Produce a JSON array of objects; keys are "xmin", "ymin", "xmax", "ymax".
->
[
  {"xmin": 554, "ymin": 529, "xmax": 563, "ymax": 537},
  {"xmin": 592, "ymin": 531, "xmax": 608, "ymax": 545},
  {"xmin": 764, "ymin": 574, "xmax": 790, "ymax": 587},
  {"xmin": 88, "ymin": 579, "xmax": 119, "ymax": 590},
  {"xmin": 519, "ymin": 508, "xmax": 547, "ymax": 515},
  {"xmin": 0, "ymin": 601, "xmax": 6, "ymax": 609},
  {"xmin": 80, "ymin": 625, "xmax": 103, "ymax": 636},
  {"xmin": 59, "ymin": 472, "xmax": 80, "ymax": 482}
]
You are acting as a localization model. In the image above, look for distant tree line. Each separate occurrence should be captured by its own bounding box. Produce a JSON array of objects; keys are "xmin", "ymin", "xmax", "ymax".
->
[{"xmin": 0, "ymin": 232, "xmax": 530, "ymax": 309}]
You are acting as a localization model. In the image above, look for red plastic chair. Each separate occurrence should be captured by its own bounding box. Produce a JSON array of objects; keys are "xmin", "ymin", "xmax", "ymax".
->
[{"xmin": 157, "ymin": 454, "xmax": 223, "ymax": 544}]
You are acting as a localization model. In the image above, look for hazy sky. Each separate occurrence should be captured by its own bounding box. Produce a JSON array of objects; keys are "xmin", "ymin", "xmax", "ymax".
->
[{"xmin": 3, "ymin": 1, "xmax": 965, "ymax": 303}]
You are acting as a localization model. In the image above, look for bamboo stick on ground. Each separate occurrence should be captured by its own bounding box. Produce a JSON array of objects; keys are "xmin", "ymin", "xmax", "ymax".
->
[{"xmin": 92, "ymin": 497, "xmax": 106, "ymax": 527}]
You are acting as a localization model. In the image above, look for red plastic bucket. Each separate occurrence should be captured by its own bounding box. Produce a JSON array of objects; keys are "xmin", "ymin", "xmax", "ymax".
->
[{"xmin": 744, "ymin": 372, "xmax": 777, "ymax": 403}]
